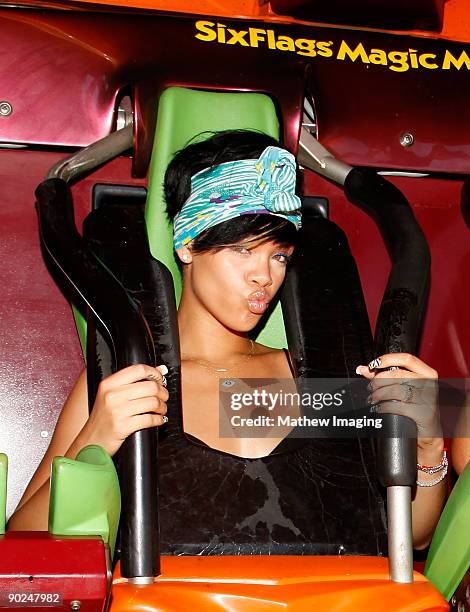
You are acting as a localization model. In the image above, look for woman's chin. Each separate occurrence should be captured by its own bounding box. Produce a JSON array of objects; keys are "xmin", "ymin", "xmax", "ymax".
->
[
  {"xmin": 243, "ymin": 311, "xmax": 265, "ymax": 330},
  {"xmin": 223, "ymin": 314, "xmax": 261, "ymax": 333}
]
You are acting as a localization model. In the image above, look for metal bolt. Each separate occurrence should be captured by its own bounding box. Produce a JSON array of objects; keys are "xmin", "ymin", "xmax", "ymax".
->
[
  {"xmin": 400, "ymin": 132, "xmax": 414, "ymax": 148},
  {"xmin": 0, "ymin": 101, "xmax": 12, "ymax": 116},
  {"xmin": 451, "ymin": 595, "xmax": 457, "ymax": 607},
  {"xmin": 116, "ymin": 107, "xmax": 128, "ymax": 131},
  {"xmin": 70, "ymin": 601, "xmax": 81, "ymax": 611},
  {"xmin": 116, "ymin": 100, "xmax": 132, "ymax": 131}
]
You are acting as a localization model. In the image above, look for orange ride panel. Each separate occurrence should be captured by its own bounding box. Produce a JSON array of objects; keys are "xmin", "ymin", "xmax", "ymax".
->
[
  {"xmin": 111, "ymin": 556, "xmax": 448, "ymax": 611},
  {"xmin": 23, "ymin": 0, "xmax": 470, "ymax": 44}
]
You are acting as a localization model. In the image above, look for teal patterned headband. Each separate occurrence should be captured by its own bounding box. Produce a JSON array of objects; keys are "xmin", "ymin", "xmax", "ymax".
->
[{"xmin": 173, "ymin": 145, "xmax": 302, "ymax": 250}]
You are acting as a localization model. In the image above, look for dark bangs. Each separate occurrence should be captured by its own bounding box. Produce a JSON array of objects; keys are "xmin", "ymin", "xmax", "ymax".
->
[{"xmin": 190, "ymin": 214, "xmax": 298, "ymax": 255}]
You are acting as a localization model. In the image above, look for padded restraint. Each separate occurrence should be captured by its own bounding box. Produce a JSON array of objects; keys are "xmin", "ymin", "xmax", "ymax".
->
[{"xmin": 283, "ymin": 213, "xmax": 374, "ymax": 377}]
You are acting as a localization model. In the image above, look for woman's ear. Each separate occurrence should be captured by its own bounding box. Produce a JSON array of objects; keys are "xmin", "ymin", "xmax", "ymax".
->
[{"xmin": 176, "ymin": 246, "xmax": 193, "ymax": 264}]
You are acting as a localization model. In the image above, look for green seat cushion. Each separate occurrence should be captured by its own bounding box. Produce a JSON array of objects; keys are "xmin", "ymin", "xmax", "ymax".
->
[
  {"xmin": 424, "ymin": 460, "xmax": 470, "ymax": 600},
  {"xmin": 49, "ymin": 445, "xmax": 120, "ymax": 556}
]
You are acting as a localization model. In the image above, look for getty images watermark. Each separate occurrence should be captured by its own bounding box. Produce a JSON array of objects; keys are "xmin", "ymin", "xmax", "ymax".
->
[
  {"xmin": 228, "ymin": 387, "xmax": 382, "ymax": 429},
  {"xmin": 218, "ymin": 377, "xmax": 470, "ymax": 439}
]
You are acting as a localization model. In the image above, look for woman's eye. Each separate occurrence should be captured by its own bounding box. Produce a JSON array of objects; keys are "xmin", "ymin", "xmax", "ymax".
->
[
  {"xmin": 231, "ymin": 246, "xmax": 250, "ymax": 255},
  {"xmin": 273, "ymin": 252, "xmax": 290, "ymax": 264}
]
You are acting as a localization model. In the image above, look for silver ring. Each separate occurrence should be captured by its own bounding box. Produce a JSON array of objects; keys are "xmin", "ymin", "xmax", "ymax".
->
[
  {"xmin": 388, "ymin": 366, "xmax": 399, "ymax": 371},
  {"xmin": 403, "ymin": 383, "xmax": 414, "ymax": 403},
  {"xmin": 162, "ymin": 415, "xmax": 169, "ymax": 424},
  {"xmin": 369, "ymin": 403, "xmax": 380, "ymax": 413}
]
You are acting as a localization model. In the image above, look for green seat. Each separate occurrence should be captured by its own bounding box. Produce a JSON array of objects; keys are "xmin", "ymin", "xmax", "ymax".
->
[
  {"xmin": 0, "ymin": 453, "xmax": 7, "ymax": 534},
  {"xmin": 49, "ymin": 445, "xmax": 121, "ymax": 556},
  {"xmin": 145, "ymin": 86, "xmax": 287, "ymax": 349},
  {"xmin": 72, "ymin": 303, "xmax": 87, "ymax": 361},
  {"xmin": 424, "ymin": 460, "xmax": 470, "ymax": 600}
]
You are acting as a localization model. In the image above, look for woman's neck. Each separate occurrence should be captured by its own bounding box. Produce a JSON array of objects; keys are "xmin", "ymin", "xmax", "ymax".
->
[{"xmin": 178, "ymin": 297, "xmax": 252, "ymax": 362}]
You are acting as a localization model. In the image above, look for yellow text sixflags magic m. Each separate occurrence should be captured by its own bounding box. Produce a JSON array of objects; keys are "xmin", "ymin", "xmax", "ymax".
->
[{"xmin": 195, "ymin": 20, "xmax": 470, "ymax": 73}]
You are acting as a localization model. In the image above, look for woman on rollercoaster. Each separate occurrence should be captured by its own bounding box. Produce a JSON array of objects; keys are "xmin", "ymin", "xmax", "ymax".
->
[{"xmin": 8, "ymin": 130, "xmax": 447, "ymax": 550}]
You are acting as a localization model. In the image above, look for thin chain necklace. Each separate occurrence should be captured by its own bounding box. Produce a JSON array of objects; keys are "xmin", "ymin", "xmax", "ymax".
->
[{"xmin": 182, "ymin": 339, "xmax": 256, "ymax": 376}]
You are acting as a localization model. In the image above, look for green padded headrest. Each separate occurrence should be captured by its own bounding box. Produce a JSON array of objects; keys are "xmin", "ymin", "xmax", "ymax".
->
[{"xmin": 145, "ymin": 86, "xmax": 288, "ymax": 348}]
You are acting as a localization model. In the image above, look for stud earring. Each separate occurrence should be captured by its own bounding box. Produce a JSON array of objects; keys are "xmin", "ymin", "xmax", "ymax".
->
[{"xmin": 182, "ymin": 254, "xmax": 189, "ymax": 262}]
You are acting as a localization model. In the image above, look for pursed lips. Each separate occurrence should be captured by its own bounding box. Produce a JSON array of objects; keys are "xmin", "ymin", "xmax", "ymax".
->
[{"xmin": 246, "ymin": 290, "xmax": 270, "ymax": 315}]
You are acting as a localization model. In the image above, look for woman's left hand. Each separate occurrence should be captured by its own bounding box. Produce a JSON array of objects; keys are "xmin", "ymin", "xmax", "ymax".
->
[{"xmin": 356, "ymin": 353, "xmax": 442, "ymax": 445}]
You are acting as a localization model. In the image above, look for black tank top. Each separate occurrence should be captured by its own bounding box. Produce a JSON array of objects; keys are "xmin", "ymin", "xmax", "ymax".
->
[{"xmin": 157, "ymin": 349, "xmax": 387, "ymax": 556}]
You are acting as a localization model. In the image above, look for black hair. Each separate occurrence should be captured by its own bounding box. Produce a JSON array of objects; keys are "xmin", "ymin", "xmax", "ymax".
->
[{"xmin": 164, "ymin": 129, "xmax": 299, "ymax": 255}]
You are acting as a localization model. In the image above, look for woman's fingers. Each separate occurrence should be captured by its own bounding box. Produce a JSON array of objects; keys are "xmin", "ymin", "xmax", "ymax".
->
[
  {"xmin": 366, "ymin": 377, "xmax": 440, "ymax": 440},
  {"xmin": 131, "ymin": 413, "xmax": 169, "ymax": 432},
  {"xmin": 84, "ymin": 363, "xmax": 170, "ymax": 456},
  {"xmin": 97, "ymin": 365, "xmax": 169, "ymax": 404},
  {"xmin": 367, "ymin": 372, "xmax": 420, "ymax": 393},
  {"xmin": 145, "ymin": 366, "xmax": 168, "ymax": 388},
  {"xmin": 368, "ymin": 379, "xmax": 434, "ymax": 405},
  {"xmin": 98, "ymin": 382, "xmax": 169, "ymax": 417},
  {"xmin": 358, "ymin": 353, "xmax": 438, "ymax": 378},
  {"xmin": 355, "ymin": 353, "xmax": 441, "ymax": 440},
  {"xmin": 100, "ymin": 363, "xmax": 167, "ymax": 389},
  {"xmin": 121, "ymin": 380, "xmax": 169, "ymax": 402},
  {"xmin": 123, "ymin": 397, "xmax": 167, "ymax": 417},
  {"xmin": 369, "ymin": 381, "xmax": 414, "ymax": 405},
  {"xmin": 355, "ymin": 365, "xmax": 375, "ymax": 379}
]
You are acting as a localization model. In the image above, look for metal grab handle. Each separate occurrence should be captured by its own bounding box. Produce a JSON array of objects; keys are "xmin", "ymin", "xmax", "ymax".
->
[
  {"xmin": 299, "ymin": 129, "xmax": 431, "ymax": 583},
  {"xmin": 36, "ymin": 172, "xmax": 160, "ymax": 581}
]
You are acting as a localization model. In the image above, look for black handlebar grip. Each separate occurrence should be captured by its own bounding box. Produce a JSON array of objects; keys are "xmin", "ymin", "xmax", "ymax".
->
[{"xmin": 377, "ymin": 413, "xmax": 417, "ymax": 488}]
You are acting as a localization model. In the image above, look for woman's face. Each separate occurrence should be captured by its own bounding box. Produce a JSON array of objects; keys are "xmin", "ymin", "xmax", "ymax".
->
[{"xmin": 180, "ymin": 239, "xmax": 295, "ymax": 332}]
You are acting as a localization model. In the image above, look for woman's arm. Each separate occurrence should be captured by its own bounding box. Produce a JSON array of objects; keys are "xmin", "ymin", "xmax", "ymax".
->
[
  {"xmin": 357, "ymin": 353, "xmax": 447, "ymax": 549},
  {"xmin": 412, "ymin": 438, "xmax": 447, "ymax": 549},
  {"xmin": 8, "ymin": 364, "xmax": 168, "ymax": 531},
  {"xmin": 8, "ymin": 370, "xmax": 90, "ymax": 530}
]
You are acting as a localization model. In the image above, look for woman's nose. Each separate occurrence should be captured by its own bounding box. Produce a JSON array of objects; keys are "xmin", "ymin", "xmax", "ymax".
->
[{"xmin": 248, "ymin": 258, "xmax": 273, "ymax": 287}]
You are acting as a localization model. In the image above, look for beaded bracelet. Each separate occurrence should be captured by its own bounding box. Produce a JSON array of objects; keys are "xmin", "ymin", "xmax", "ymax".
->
[
  {"xmin": 417, "ymin": 466, "xmax": 448, "ymax": 487},
  {"xmin": 416, "ymin": 450, "xmax": 448, "ymax": 487},
  {"xmin": 417, "ymin": 450, "xmax": 448, "ymax": 475}
]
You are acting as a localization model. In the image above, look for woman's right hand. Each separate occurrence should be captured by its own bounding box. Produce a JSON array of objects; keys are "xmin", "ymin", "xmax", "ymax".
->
[{"xmin": 76, "ymin": 363, "xmax": 169, "ymax": 456}]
